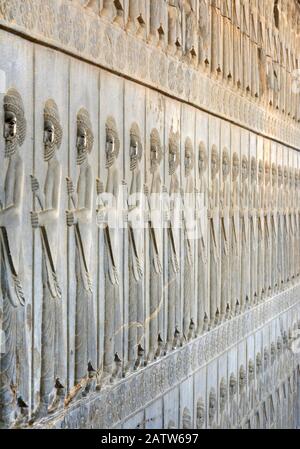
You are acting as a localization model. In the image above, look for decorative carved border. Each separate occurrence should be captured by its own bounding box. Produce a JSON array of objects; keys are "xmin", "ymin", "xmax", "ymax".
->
[
  {"xmin": 0, "ymin": 0, "xmax": 299, "ymax": 151},
  {"xmin": 30, "ymin": 284, "xmax": 300, "ymax": 429}
]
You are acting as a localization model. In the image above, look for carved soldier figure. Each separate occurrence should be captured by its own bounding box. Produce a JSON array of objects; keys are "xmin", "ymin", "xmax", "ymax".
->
[
  {"xmin": 241, "ymin": 0, "xmax": 251, "ymax": 92},
  {"xmin": 250, "ymin": 0, "xmax": 259, "ymax": 97},
  {"xmin": 148, "ymin": 0, "xmax": 168, "ymax": 47},
  {"xmin": 256, "ymin": 352, "xmax": 263, "ymax": 405},
  {"xmin": 288, "ymin": 169, "xmax": 295, "ymax": 283},
  {"xmin": 209, "ymin": 146, "xmax": 220, "ymax": 326},
  {"xmin": 125, "ymin": 123, "xmax": 144, "ymax": 373},
  {"xmin": 219, "ymin": 377, "xmax": 230, "ymax": 428},
  {"xmin": 31, "ymin": 99, "xmax": 63, "ymax": 418},
  {"xmin": 230, "ymin": 153, "xmax": 240, "ymax": 312},
  {"xmin": 240, "ymin": 155, "xmax": 250, "ymax": 309},
  {"xmin": 232, "ymin": 0, "xmax": 242, "ymax": 87},
  {"xmin": 97, "ymin": 116, "xmax": 121, "ymax": 381},
  {"xmin": 221, "ymin": 0, "xmax": 233, "ymax": 81},
  {"xmin": 263, "ymin": 161, "xmax": 271, "ymax": 296},
  {"xmin": 66, "ymin": 108, "xmax": 95, "ymax": 384},
  {"xmin": 270, "ymin": 163, "xmax": 278, "ymax": 293},
  {"xmin": 208, "ymin": 388, "xmax": 218, "ymax": 429},
  {"xmin": 283, "ymin": 166, "xmax": 290, "ymax": 284},
  {"xmin": 182, "ymin": 138, "xmax": 195, "ymax": 340},
  {"xmin": 220, "ymin": 149, "xmax": 230, "ymax": 320},
  {"xmin": 248, "ymin": 359, "xmax": 256, "ymax": 411},
  {"xmin": 211, "ymin": 0, "xmax": 222, "ymax": 75},
  {"xmin": 0, "ymin": 88, "xmax": 26, "ymax": 427},
  {"xmin": 183, "ymin": 0, "xmax": 197, "ymax": 61},
  {"xmin": 249, "ymin": 157, "xmax": 258, "ymax": 305},
  {"xmin": 277, "ymin": 165, "xmax": 284, "ymax": 289},
  {"xmin": 196, "ymin": 397, "xmax": 206, "ymax": 429},
  {"xmin": 126, "ymin": 0, "xmax": 146, "ymax": 38},
  {"xmin": 238, "ymin": 365, "xmax": 249, "ymax": 428},
  {"xmin": 198, "ymin": 0, "xmax": 210, "ymax": 67},
  {"xmin": 146, "ymin": 129, "xmax": 163, "ymax": 362},
  {"xmin": 166, "ymin": 131, "xmax": 181, "ymax": 347},
  {"xmin": 168, "ymin": 0, "xmax": 182, "ymax": 55},
  {"xmin": 257, "ymin": 160, "xmax": 264, "ymax": 300},
  {"xmin": 229, "ymin": 373, "xmax": 238, "ymax": 428},
  {"xmin": 295, "ymin": 170, "xmax": 300, "ymax": 279},
  {"xmin": 196, "ymin": 143, "xmax": 208, "ymax": 334}
]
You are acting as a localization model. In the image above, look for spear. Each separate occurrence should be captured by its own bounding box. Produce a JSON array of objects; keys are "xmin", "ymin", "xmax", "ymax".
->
[
  {"xmin": 96, "ymin": 178, "xmax": 119, "ymax": 286},
  {"xmin": 31, "ymin": 175, "xmax": 62, "ymax": 299}
]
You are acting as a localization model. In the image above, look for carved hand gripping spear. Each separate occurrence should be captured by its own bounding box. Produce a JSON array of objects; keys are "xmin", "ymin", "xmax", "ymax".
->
[
  {"xmin": 143, "ymin": 184, "xmax": 163, "ymax": 275},
  {"xmin": 96, "ymin": 178, "xmax": 119, "ymax": 286},
  {"xmin": 180, "ymin": 187, "xmax": 193, "ymax": 267},
  {"xmin": 195, "ymin": 187, "xmax": 208, "ymax": 264},
  {"xmin": 31, "ymin": 175, "xmax": 62, "ymax": 299},
  {"xmin": 66, "ymin": 177, "xmax": 93, "ymax": 293},
  {"xmin": 122, "ymin": 180, "xmax": 143, "ymax": 281},
  {"xmin": 162, "ymin": 185, "xmax": 179, "ymax": 274},
  {"xmin": 0, "ymin": 200, "xmax": 25, "ymax": 307}
]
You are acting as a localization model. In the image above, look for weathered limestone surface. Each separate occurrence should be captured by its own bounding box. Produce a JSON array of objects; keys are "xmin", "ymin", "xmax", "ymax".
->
[{"xmin": 0, "ymin": 0, "xmax": 300, "ymax": 429}]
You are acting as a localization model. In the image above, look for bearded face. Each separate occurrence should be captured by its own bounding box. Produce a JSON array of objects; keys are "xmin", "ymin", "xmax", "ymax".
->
[
  {"xmin": 4, "ymin": 111, "xmax": 18, "ymax": 158},
  {"xmin": 169, "ymin": 145, "xmax": 179, "ymax": 175},
  {"xmin": 43, "ymin": 119, "xmax": 56, "ymax": 162},
  {"xmin": 185, "ymin": 149, "xmax": 193, "ymax": 176},
  {"xmin": 130, "ymin": 137, "xmax": 139, "ymax": 172},
  {"xmin": 105, "ymin": 131, "xmax": 117, "ymax": 169},
  {"xmin": 76, "ymin": 124, "xmax": 88, "ymax": 165},
  {"xmin": 199, "ymin": 149, "xmax": 207, "ymax": 175}
]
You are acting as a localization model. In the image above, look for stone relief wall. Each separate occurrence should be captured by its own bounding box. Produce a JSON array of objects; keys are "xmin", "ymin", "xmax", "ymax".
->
[{"xmin": 0, "ymin": 0, "xmax": 300, "ymax": 430}]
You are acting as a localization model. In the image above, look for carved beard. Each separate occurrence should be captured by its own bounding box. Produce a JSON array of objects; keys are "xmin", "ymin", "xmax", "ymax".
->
[
  {"xmin": 77, "ymin": 148, "xmax": 87, "ymax": 165},
  {"xmin": 106, "ymin": 152, "xmax": 116, "ymax": 169},
  {"xmin": 130, "ymin": 154, "xmax": 138, "ymax": 172},
  {"xmin": 169, "ymin": 160, "xmax": 178, "ymax": 176},
  {"xmin": 44, "ymin": 143, "xmax": 55, "ymax": 162},
  {"xmin": 5, "ymin": 137, "xmax": 18, "ymax": 158}
]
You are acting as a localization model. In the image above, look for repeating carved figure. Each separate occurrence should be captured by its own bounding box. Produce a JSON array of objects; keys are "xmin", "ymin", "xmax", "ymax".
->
[
  {"xmin": 127, "ymin": 0, "xmax": 146, "ymax": 38},
  {"xmin": 183, "ymin": 0, "xmax": 197, "ymax": 61},
  {"xmin": 208, "ymin": 387, "xmax": 217, "ymax": 429},
  {"xmin": 167, "ymin": 132, "xmax": 182, "ymax": 342},
  {"xmin": 196, "ymin": 397, "xmax": 206, "ymax": 429},
  {"xmin": 232, "ymin": 0, "xmax": 242, "ymax": 87},
  {"xmin": 220, "ymin": 149, "xmax": 230, "ymax": 320},
  {"xmin": 209, "ymin": 145, "xmax": 220, "ymax": 325},
  {"xmin": 97, "ymin": 116, "xmax": 121, "ymax": 382},
  {"xmin": 66, "ymin": 108, "xmax": 95, "ymax": 384},
  {"xmin": 271, "ymin": 163, "xmax": 278, "ymax": 293},
  {"xmin": 277, "ymin": 165, "xmax": 284, "ymax": 288},
  {"xmin": 31, "ymin": 99, "xmax": 63, "ymax": 418},
  {"xmin": 168, "ymin": 0, "xmax": 182, "ymax": 55},
  {"xmin": 146, "ymin": 129, "xmax": 163, "ymax": 362},
  {"xmin": 183, "ymin": 138, "xmax": 195, "ymax": 340},
  {"xmin": 283, "ymin": 166, "xmax": 290, "ymax": 284},
  {"xmin": 240, "ymin": 155, "xmax": 249, "ymax": 309},
  {"xmin": 149, "ymin": 0, "xmax": 167, "ymax": 47},
  {"xmin": 238, "ymin": 365, "xmax": 249, "ymax": 428},
  {"xmin": 249, "ymin": 157, "xmax": 258, "ymax": 305},
  {"xmin": 219, "ymin": 377, "xmax": 230, "ymax": 428},
  {"xmin": 230, "ymin": 153, "xmax": 240, "ymax": 313},
  {"xmin": 289, "ymin": 169, "xmax": 296, "ymax": 284},
  {"xmin": 196, "ymin": 143, "xmax": 208, "ymax": 334},
  {"xmin": 198, "ymin": 0, "xmax": 210, "ymax": 67},
  {"xmin": 125, "ymin": 123, "xmax": 144, "ymax": 373},
  {"xmin": 257, "ymin": 160, "xmax": 264, "ymax": 301},
  {"xmin": 211, "ymin": 0, "xmax": 222, "ymax": 75},
  {"xmin": 229, "ymin": 373, "xmax": 238, "ymax": 428},
  {"xmin": 0, "ymin": 88, "xmax": 26, "ymax": 428},
  {"xmin": 264, "ymin": 161, "xmax": 271, "ymax": 296},
  {"xmin": 221, "ymin": 0, "xmax": 233, "ymax": 81}
]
